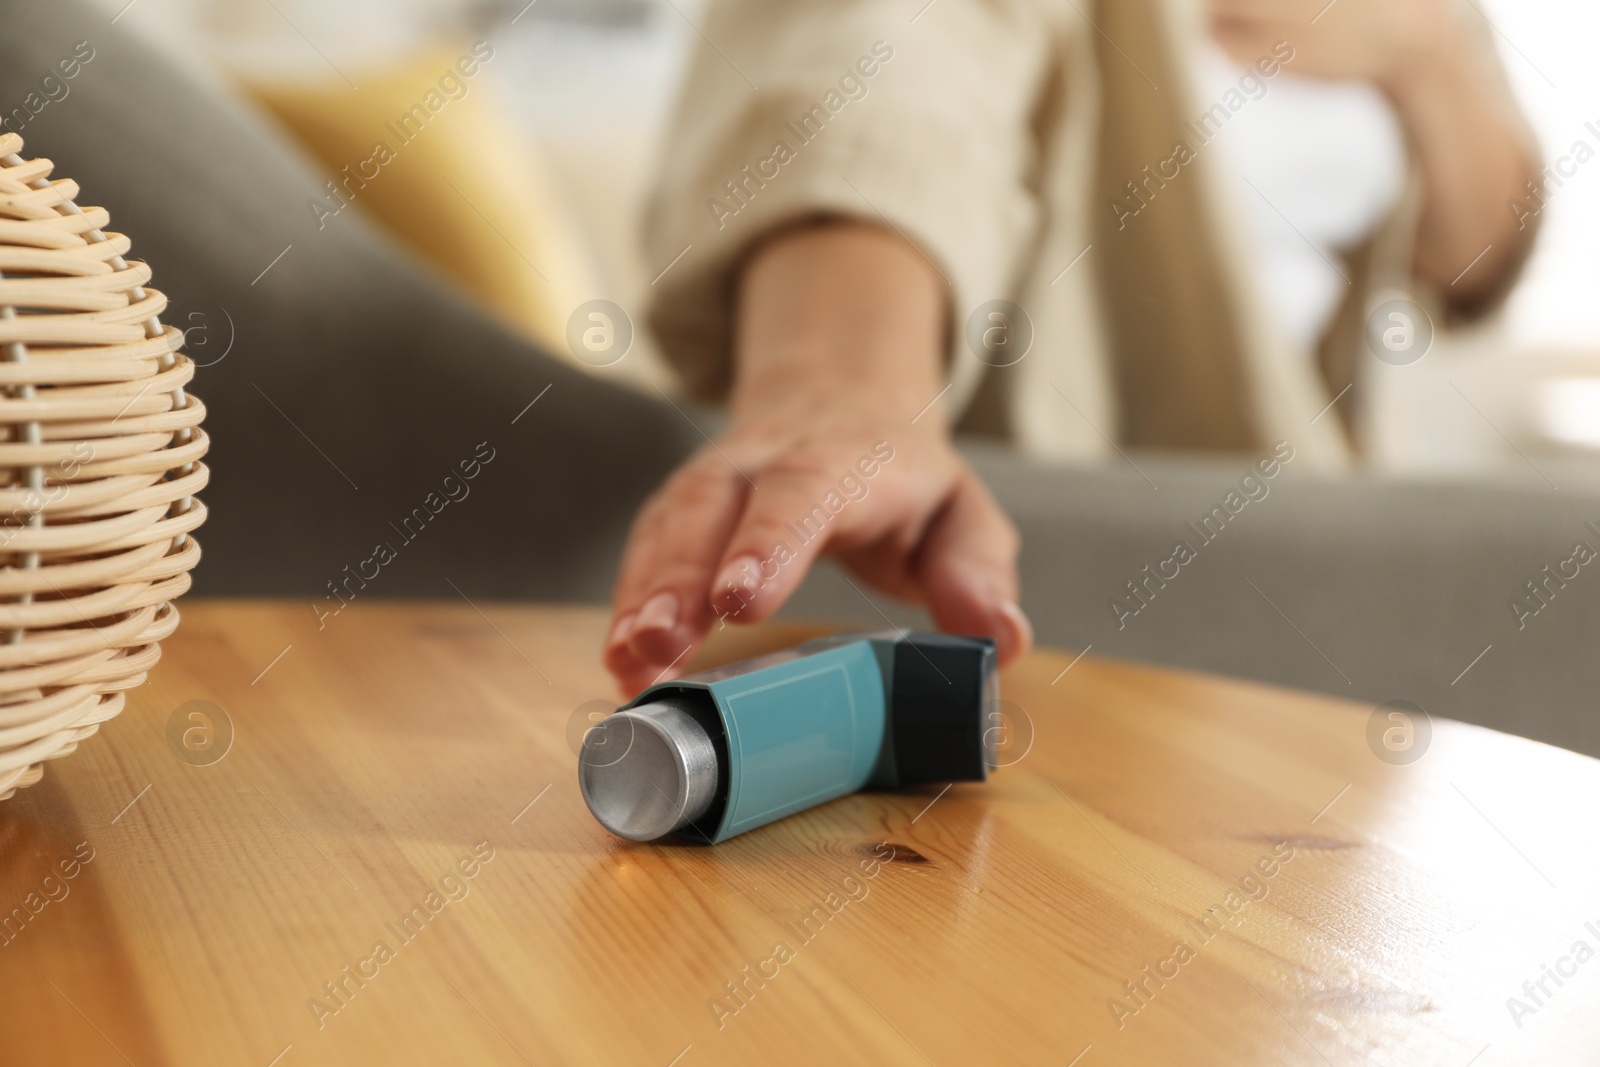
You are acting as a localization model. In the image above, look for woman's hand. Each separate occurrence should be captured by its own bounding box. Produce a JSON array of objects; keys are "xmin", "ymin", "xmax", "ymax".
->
[{"xmin": 604, "ymin": 223, "xmax": 1032, "ymax": 695}]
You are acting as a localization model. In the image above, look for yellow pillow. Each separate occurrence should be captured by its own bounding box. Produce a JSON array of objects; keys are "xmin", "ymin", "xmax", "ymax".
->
[{"xmin": 241, "ymin": 45, "xmax": 598, "ymax": 356}]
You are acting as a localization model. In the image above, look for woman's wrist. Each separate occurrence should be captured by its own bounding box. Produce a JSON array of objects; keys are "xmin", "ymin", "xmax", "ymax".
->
[{"xmin": 728, "ymin": 219, "xmax": 949, "ymax": 428}]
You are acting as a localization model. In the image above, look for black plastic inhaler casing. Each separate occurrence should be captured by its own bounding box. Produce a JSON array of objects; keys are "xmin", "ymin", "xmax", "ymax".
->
[{"xmin": 578, "ymin": 632, "xmax": 998, "ymax": 843}]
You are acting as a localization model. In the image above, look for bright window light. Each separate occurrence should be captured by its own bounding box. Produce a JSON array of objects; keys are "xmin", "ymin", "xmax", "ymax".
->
[{"xmin": 1536, "ymin": 377, "xmax": 1600, "ymax": 449}]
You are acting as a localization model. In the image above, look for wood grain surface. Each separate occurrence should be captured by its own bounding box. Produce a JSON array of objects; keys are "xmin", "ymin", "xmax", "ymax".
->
[{"xmin": 1, "ymin": 600, "xmax": 1597, "ymax": 1066}]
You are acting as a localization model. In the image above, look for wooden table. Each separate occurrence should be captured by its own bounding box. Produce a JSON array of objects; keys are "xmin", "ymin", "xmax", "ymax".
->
[{"xmin": 2, "ymin": 602, "xmax": 1597, "ymax": 1066}]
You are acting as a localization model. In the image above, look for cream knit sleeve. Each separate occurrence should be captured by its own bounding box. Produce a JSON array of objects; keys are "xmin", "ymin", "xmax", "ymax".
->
[{"xmin": 642, "ymin": 0, "xmax": 1054, "ymax": 411}]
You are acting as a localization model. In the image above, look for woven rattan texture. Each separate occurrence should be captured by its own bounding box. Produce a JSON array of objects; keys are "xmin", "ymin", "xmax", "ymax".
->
[{"xmin": 0, "ymin": 132, "xmax": 208, "ymax": 800}]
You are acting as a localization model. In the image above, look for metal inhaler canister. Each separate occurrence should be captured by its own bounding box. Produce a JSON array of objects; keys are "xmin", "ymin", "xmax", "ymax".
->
[{"xmin": 578, "ymin": 632, "xmax": 999, "ymax": 843}]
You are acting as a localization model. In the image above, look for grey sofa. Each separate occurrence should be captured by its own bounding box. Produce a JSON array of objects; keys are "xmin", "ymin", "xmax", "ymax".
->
[{"xmin": 7, "ymin": 0, "xmax": 1596, "ymax": 760}]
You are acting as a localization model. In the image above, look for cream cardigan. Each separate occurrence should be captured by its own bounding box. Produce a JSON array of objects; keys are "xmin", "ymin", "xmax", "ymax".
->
[{"xmin": 643, "ymin": 0, "xmax": 1520, "ymax": 471}]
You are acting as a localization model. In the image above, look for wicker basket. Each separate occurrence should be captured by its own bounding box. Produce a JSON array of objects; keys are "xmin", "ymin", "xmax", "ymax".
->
[{"xmin": 0, "ymin": 133, "xmax": 208, "ymax": 801}]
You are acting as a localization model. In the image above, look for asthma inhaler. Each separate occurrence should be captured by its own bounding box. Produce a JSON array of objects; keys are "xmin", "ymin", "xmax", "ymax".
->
[{"xmin": 578, "ymin": 632, "xmax": 999, "ymax": 843}]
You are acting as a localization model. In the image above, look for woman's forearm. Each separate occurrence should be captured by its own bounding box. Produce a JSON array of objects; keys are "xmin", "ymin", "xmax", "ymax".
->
[
  {"xmin": 730, "ymin": 221, "xmax": 949, "ymax": 429},
  {"xmin": 1384, "ymin": 30, "xmax": 1541, "ymax": 307}
]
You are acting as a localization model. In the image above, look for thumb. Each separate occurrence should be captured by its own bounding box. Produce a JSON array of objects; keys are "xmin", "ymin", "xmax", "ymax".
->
[{"xmin": 915, "ymin": 473, "xmax": 1031, "ymax": 664}]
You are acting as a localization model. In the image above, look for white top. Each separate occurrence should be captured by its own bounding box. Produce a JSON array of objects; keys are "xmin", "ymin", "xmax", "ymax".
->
[{"xmin": 1193, "ymin": 42, "xmax": 1408, "ymax": 353}]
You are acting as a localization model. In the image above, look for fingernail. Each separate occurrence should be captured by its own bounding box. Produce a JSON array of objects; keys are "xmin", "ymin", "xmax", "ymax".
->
[
  {"xmin": 606, "ymin": 611, "xmax": 637, "ymax": 648},
  {"xmin": 633, "ymin": 591, "xmax": 679, "ymax": 637},
  {"xmin": 993, "ymin": 600, "xmax": 1032, "ymax": 662},
  {"xmin": 711, "ymin": 555, "xmax": 762, "ymax": 609}
]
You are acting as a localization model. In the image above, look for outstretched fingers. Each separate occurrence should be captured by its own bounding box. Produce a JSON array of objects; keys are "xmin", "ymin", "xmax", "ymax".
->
[{"xmin": 604, "ymin": 453, "xmax": 748, "ymax": 693}]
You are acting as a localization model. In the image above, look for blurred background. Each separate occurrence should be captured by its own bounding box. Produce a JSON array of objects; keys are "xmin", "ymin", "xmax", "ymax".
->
[{"xmin": 88, "ymin": 0, "xmax": 1600, "ymax": 484}]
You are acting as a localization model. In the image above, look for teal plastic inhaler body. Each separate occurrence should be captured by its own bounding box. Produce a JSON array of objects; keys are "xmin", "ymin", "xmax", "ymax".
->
[{"xmin": 578, "ymin": 632, "xmax": 998, "ymax": 843}]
